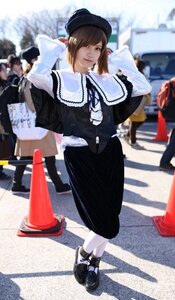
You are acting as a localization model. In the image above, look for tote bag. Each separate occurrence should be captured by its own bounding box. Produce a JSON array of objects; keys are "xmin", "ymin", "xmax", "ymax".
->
[{"xmin": 7, "ymin": 102, "xmax": 48, "ymax": 140}]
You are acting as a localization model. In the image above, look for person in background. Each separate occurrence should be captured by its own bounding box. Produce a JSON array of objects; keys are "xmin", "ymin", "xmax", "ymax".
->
[
  {"xmin": 11, "ymin": 46, "xmax": 71, "ymax": 194},
  {"xmin": 7, "ymin": 54, "xmax": 23, "ymax": 85},
  {"xmin": 159, "ymin": 128, "xmax": 175, "ymax": 173},
  {"xmin": 27, "ymin": 8, "xmax": 151, "ymax": 291},
  {"xmin": 0, "ymin": 63, "xmax": 13, "ymax": 180},
  {"xmin": 7, "ymin": 55, "xmax": 23, "ymax": 157},
  {"xmin": 124, "ymin": 59, "xmax": 150, "ymax": 149}
]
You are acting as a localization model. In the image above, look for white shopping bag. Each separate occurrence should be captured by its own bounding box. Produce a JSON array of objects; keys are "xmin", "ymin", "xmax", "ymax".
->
[{"xmin": 7, "ymin": 102, "xmax": 48, "ymax": 140}]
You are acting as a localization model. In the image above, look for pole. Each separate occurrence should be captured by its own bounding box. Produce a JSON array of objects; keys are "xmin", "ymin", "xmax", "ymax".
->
[{"xmin": 0, "ymin": 160, "xmax": 33, "ymax": 166}]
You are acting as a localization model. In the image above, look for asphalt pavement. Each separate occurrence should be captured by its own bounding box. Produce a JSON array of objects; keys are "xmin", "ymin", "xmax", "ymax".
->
[{"xmin": 0, "ymin": 122, "xmax": 175, "ymax": 300}]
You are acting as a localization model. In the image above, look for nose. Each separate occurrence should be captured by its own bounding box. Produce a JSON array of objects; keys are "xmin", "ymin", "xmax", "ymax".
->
[{"xmin": 87, "ymin": 47, "xmax": 94, "ymax": 58}]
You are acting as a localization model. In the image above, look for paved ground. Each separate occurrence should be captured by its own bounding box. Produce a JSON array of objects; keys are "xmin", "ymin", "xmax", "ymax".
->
[{"xmin": 0, "ymin": 122, "xmax": 175, "ymax": 300}]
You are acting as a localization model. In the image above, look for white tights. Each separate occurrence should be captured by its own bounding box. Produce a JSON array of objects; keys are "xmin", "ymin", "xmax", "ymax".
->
[{"xmin": 83, "ymin": 230, "xmax": 108, "ymax": 258}]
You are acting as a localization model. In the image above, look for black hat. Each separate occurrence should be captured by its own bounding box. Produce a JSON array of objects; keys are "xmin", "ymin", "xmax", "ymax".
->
[
  {"xmin": 21, "ymin": 46, "xmax": 40, "ymax": 64},
  {"xmin": 65, "ymin": 8, "xmax": 112, "ymax": 41}
]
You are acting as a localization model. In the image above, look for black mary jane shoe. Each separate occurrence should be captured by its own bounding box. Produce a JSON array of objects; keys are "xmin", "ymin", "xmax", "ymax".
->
[
  {"xmin": 85, "ymin": 255, "xmax": 101, "ymax": 292},
  {"xmin": 85, "ymin": 267, "xmax": 100, "ymax": 292},
  {"xmin": 73, "ymin": 246, "xmax": 90, "ymax": 284}
]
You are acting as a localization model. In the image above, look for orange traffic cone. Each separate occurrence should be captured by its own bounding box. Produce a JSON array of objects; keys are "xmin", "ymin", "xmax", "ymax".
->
[
  {"xmin": 17, "ymin": 149, "xmax": 65, "ymax": 237},
  {"xmin": 152, "ymin": 170, "xmax": 175, "ymax": 236},
  {"xmin": 153, "ymin": 110, "xmax": 168, "ymax": 142}
]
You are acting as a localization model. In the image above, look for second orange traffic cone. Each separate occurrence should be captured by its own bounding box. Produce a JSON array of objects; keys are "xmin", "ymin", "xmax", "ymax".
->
[
  {"xmin": 154, "ymin": 110, "xmax": 168, "ymax": 142},
  {"xmin": 152, "ymin": 170, "xmax": 175, "ymax": 236},
  {"xmin": 17, "ymin": 149, "xmax": 65, "ymax": 237}
]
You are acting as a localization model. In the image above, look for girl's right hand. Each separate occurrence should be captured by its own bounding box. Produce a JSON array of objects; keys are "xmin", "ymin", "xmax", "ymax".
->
[{"xmin": 56, "ymin": 37, "xmax": 68, "ymax": 46}]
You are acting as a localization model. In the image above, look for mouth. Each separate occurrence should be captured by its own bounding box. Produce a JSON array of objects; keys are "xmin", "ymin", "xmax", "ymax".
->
[{"xmin": 84, "ymin": 58, "xmax": 94, "ymax": 63}]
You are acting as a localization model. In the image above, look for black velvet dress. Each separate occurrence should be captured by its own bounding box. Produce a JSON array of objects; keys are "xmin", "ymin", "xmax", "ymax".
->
[{"xmin": 64, "ymin": 136, "xmax": 124, "ymax": 239}]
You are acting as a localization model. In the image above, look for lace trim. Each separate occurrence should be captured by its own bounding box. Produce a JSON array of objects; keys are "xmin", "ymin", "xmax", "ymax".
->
[
  {"xmin": 53, "ymin": 71, "xmax": 128, "ymax": 107},
  {"xmin": 87, "ymin": 74, "xmax": 128, "ymax": 105},
  {"xmin": 54, "ymin": 71, "xmax": 87, "ymax": 107}
]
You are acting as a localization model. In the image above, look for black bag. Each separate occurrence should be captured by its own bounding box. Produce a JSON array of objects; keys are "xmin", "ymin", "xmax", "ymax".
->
[{"xmin": 0, "ymin": 134, "xmax": 12, "ymax": 159}]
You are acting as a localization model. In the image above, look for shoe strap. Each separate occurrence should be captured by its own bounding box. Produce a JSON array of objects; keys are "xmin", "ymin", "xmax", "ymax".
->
[
  {"xmin": 90, "ymin": 255, "xmax": 101, "ymax": 267},
  {"xmin": 80, "ymin": 247, "xmax": 91, "ymax": 260},
  {"xmin": 88, "ymin": 265, "xmax": 99, "ymax": 274}
]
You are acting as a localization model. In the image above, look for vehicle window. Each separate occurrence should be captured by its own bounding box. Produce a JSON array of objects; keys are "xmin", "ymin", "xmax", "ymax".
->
[{"xmin": 142, "ymin": 53, "xmax": 175, "ymax": 79}]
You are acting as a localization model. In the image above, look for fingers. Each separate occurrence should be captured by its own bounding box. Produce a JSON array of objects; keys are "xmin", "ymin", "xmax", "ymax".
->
[
  {"xmin": 56, "ymin": 37, "xmax": 68, "ymax": 45},
  {"xmin": 106, "ymin": 48, "xmax": 113, "ymax": 55}
]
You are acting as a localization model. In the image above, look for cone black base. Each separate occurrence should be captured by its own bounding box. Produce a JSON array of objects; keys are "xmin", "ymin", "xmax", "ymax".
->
[{"xmin": 17, "ymin": 214, "xmax": 65, "ymax": 237}]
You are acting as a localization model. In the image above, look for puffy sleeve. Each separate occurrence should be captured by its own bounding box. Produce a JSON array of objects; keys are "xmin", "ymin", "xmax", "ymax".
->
[
  {"xmin": 27, "ymin": 34, "xmax": 66, "ymax": 98},
  {"xmin": 108, "ymin": 46, "xmax": 152, "ymax": 97},
  {"xmin": 112, "ymin": 73, "xmax": 143, "ymax": 125}
]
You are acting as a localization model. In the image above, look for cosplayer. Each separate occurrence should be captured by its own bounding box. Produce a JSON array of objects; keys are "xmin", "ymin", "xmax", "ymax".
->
[{"xmin": 27, "ymin": 8, "xmax": 151, "ymax": 292}]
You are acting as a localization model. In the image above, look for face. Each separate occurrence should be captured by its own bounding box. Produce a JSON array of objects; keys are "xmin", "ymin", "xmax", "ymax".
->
[
  {"xmin": 0, "ymin": 65, "xmax": 7, "ymax": 80},
  {"xmin": 13, "ymin": 61, "xmax": 22, "ymax": 75},
  {"xmin": 74, "ymin": 42, "xmax": 102, "ymax": 73}
]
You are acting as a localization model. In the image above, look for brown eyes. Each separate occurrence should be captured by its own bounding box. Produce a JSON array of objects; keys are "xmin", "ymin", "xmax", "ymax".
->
[{"xmin": 85, "ymin": 46, "xmax": 102, "ymax": 51}]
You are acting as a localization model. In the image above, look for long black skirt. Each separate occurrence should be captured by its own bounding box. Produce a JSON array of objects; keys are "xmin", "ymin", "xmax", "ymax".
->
[{"xmin": 64, "ymin": 137, "xmax": 124, "ymax": 239}]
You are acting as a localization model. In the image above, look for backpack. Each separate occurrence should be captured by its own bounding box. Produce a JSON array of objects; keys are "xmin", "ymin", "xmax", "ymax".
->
[{"xmin": 157, "ymin": 77, "xmax": 175, "ymax": 121}]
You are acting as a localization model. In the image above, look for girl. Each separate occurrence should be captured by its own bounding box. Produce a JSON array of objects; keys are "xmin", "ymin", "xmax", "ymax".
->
[{"xmin": 27, "ymin": 8, "xmax": 151, "ymax": 292}]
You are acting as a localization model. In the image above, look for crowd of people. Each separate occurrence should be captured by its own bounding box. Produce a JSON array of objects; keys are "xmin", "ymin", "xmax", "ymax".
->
[{"xmin": 0, "ymin": 50, "xmax": 71, "ymax": 194}]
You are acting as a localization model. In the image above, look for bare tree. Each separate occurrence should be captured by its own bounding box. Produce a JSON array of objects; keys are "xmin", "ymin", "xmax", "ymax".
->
[
  {"xmin": 0, "ymin": 18, "xmax": 11, "ymax": 39},
  {"xmin": 0, "ymin": 39, "xmax": 16, "ymax": 58},
  {"xmin": 20, "ymin": 28, "xmax": 35, "ymax": 49},
  {"xmin": 167, "ymin": 8, "xmax": 175, "ymax": 20},
  {"xmin": 14, "ymin": 8, "xmax": 73, "ymax": 50}
]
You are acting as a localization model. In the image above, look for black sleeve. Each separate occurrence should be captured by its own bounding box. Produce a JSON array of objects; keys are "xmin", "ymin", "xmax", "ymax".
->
[
  {"xmin": 0, "ymin": 85, "xmax": 18, "ymax": 133},
  {"xmin": 113, "ymin": 74, "xmax": 143, "ymax": 125},
  {"xmin": 7, "ymin": 74, "xmax": 20, "ymax": 85},
  {"xmin": 30, "ymin": 78, "xmax": 63, "ymax": 133}
]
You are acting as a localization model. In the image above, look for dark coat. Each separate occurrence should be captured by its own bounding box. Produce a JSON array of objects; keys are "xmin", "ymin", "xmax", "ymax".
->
[
  {"xmin": 7, "ymin": 73, "xmax": 20, "ymax": 85},
  {"xmin": 0, "ymin": 84, "xmax": 18, "ymax": 133}
]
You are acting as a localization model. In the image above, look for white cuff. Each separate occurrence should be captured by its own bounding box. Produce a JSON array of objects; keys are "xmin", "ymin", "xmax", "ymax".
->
[
  {"xmin": 36, "ymin": 34, "xmax": 66, "ymax": 68},
  {"xmin": 108, "ymin": 46, "xmax": 138, "ymax": 74},
  {"xmin": 108, "ymin": 46, "xmax": 152, "ymax": 95}
]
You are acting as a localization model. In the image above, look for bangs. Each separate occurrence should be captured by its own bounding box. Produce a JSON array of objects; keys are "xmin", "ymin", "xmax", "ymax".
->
[
  {"xmin": 67, "ymin": 25, "xmax": 108, "ymax": 74},
  {"xmin": 72, "ymin": 26, "xmax": 107, "ymax": 48}
]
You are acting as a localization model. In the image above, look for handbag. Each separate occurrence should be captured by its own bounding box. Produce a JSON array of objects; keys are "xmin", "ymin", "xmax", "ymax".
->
[
  {"xmin": 7, "ymin": 102, "xmax": 48, "ymax": 140},
  {"xmin": 0, "ymin": 134, "xmax": 12, "ymax": 159}
]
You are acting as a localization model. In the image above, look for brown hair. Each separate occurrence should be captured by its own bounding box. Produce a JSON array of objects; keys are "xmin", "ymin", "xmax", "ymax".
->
[
  {"xmin": 135, "ymin": 58, "xmax": 145, "ymax": 74},
  {"xmin": 23, "ymin": 62, "xmax": 32, "ymax": 74},
  {"xmin": 67, "ymin": 25, "xmax": 108, "ymax": 74},
  {"xmin": 7, "ymin": 54, "xmax": 21, "ymax": 68}
]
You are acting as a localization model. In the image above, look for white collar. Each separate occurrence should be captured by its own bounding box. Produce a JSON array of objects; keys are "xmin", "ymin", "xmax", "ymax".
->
[{"xmin": 53, "ymin": 69, "xmax": 128, "ymax": 107}]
